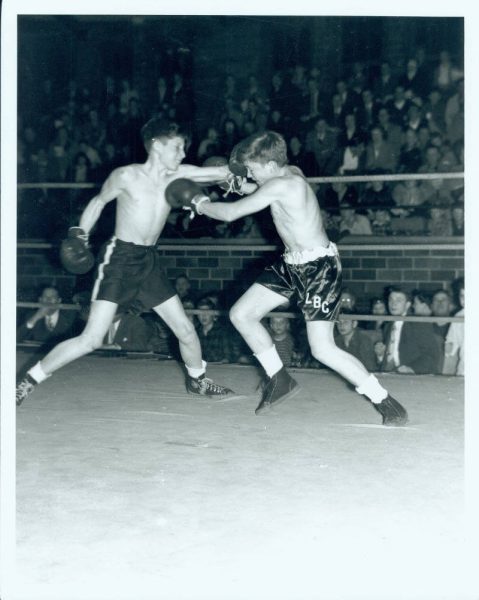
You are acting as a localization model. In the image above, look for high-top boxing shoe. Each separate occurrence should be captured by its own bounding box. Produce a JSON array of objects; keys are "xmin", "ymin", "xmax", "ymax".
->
[
  {"xmin": 16, "ymin": 374, "xmax": 37, "ymax": 406},
  {"xmin": 186, "ymin": 373, "xmax": 234, "ymax": 397},
  {"xmin": 255, "ymin": 367, "xmax": 300, "ymax": 415},
  {"xmin": 373, "ymin": 394, "xmax": 409, "ymax": 426}
]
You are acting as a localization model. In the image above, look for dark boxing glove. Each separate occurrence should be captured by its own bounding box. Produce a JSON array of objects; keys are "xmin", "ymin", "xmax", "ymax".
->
[
  {"xmin": 165, "ymin": 178, "xmax": 210, "ymax": 218},
  {"xmin": 228, "ymin": 141, "xmax": 249, "ymax": 178},
  {"xmin": 60, "ymin": 227, "xmax": 95, "ymax": 275},
  {"xmin": 202, "ymin": 155, "xmax": 245, "ymax": 197}
]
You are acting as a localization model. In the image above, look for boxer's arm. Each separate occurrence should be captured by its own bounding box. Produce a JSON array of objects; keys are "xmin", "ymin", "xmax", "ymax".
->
[
  {"xmin": 176, "ymin": 164, "xmax": 230, "ymax": 184},
  {"xmin": 79, "ymin": 167, "xmax": 127, "ymax": 234},
  {"xmin": 199, "ymin": 178, "xmax": 284, "ymax": 222}
]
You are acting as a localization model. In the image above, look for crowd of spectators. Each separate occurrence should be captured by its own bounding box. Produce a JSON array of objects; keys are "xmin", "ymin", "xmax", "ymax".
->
[
  {"xmin": 18, "ymin": 48, "xmax": 464, "ymax": 240},
  {"xmin": 17, "ymin": 275, "xmax": 464, "ymax": 376}
]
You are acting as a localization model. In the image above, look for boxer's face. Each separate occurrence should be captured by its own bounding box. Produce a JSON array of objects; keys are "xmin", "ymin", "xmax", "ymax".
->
[
  {"xmin": 156, "ymin": 135, "xmax": 186, "ymax": 170},
  {"xmin": 244, "ymin": 160, "xmax": 273, "ymax": 185}
]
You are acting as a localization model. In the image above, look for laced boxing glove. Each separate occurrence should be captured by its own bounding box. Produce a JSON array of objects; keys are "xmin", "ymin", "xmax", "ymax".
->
[
  {"xmin": 60, "ymin": 227, "xmax": 95, "ymax": 275},
  {"xmin": 202, "ymin": 155, "xmax": 244, "ymax": 197},
  {"xmin": 165, "ymin": 178, "xmax": 210, "ymax": 218}
]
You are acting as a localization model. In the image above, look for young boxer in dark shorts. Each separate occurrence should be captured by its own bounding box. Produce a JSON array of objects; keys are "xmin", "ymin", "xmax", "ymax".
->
[
  {"xmin": 16, "ymin": 118, "xmax": 237, "ymax": 406},
  {"xmin": 173, "ymin": 131, "xmax": 408, "ymax": 425}
]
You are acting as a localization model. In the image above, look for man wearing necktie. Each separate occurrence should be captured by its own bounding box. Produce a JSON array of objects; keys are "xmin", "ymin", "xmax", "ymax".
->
[
  {"xmin": 17, "ymin": 286, "xmax": 75, "ymax": 347},
  {"xmin": 377, "ymin": 287, "xmax": 442, "ymax": 374}
]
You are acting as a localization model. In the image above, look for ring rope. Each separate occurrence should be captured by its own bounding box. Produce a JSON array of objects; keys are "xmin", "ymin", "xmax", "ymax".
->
[
  {"xmin": 16, "ymin": 171, "xmax": 464, "ymax": 191},
  {"xmin": 15, "ymin": 302, "xmax": 463, "ymax": 324}
]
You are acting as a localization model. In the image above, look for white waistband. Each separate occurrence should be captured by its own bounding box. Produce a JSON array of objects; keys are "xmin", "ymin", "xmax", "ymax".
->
[{"xmin": 283, "ymin": 242, "xmax": 338, "ymax": 265}]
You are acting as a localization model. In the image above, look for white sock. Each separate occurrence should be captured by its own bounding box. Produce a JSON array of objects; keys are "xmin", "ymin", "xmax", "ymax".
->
[
  {"xmin": 28, "ymin": 362, "xmax": 50, "ymax": 384},
  {"xmin": 355, "ymin": 374, "xmax": 388, "ymax": 404},
  {"xmin": 254, "ymin": 345, "xmax": 283, "ymax": 378},
  {"xmin": 186, "ymin": 360, "xmax": 207, "ymax": 379}
]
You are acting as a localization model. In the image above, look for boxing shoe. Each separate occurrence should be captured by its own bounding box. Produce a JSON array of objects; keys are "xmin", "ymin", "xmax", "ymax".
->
[
  {"xmin": 186, "ymin": 373, "xmax": 233, "ymax": 397},
  {"xmin": 16, "ymin": 374, "xmax": 37, "ymax": 406},
  {"xmin": 374, "ymin": 394, "xmax": 408, "ymax": 426},
  {"xmin": 255, "ymin": 367, "xmax": 300, "ymax": 415}
]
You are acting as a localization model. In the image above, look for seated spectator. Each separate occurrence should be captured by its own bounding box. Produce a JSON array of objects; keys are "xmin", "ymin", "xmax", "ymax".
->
[
  {"xmin": 377, "ymin": 106, "xmax": 405, "ymax": 161},
  {"xmin": 17, "ymin": 286, "xmax": 75, "ymax": 347},
  {"xmin": 427, "ymin": 207, "xmax": 453, "ymax": 236},
  {"xmin": 338, "ymin": 139, "xmax": 366, "ymax": 176},
  {"xmin": 385, "ymin": 85, "xmax": 411, "ymax": 127},
  {"xmin": 365, "ymin": 126, "xmax": 397, "ymax": 173},
  {"xmin": 397, "ymin": 128, "xmax": 423, "ymax": 173},
  {"xmin": 104, "ymin": 307, "xmax": 159, "ymax": 352},
  {"xmin": 370, "ymin": 208, "xmax": 392, "ymax": 236},
  {"xmin": 358, "ymin": 180, "xmax": 394, "ymax": 211},
  {"xmin": 218, "ymin": 118, "xmax": 239, "ymax": 156},
  {"xmin": 391, "ymin": 179, "xmax": 426, "ymax": 217},
  {"xmin": 181, "ymin": 296, "xmax": 196, "ymax": 323},
  {"xmin": 372, "ymin": 61, "xmax": 397, "ymax": 105},
  {"xmin": 434, "ymin": 50, "xmax": 463, "ymax": 94},
  {"xmin": 451, "ymin": 201, "xmax": 464, "ymax": 236},
  {"xmin": 174, "ymin": 274, "xmax": 193, "ymax": 302},
  {"xmin": 362, "ymin": 297, "xmax": 387, "ymax": 341},
  {"xmin": 334, "ymin": 309, "xmax": 378, "ymax": 372},
  {"xmin": 356, "ymin": 89, "xmax": 379, "ymax": 130},
  {"xmin": 431, "ymin": 289, "xmax": 454, "ymax": 340},
  {"xmin": 195, "ymin": 298, "xmax": 230, "ymax": 363},
  {"xmin": 339, "ymin": 288, "xmax": 357, "ymax": 312},
  {"xmin": 327, "ymin": 93, "xmax": 347, "ymax": 131},
  {"xmin": 411, "ymin": 290, "xmax": 432, "ymax": 316},
  {"xmin": 304, "ymin": 117, "xmax": 340, "ymax": 176},
  {"xmin": 423, "ymin": 88, "xmax": 447, "ymax": 136},
  {"xmin": 339, "ymin": 200, "xmax": 373, "ymax": 236},
  {"xmin": 268, "ymin": 315, "xmax": 295, "ymax": 367},
  {"xmin": 403, "ymin": 104, "xmax": 428, "ymax": 133},
  {"xmin": 337, "ymin": 113, "xmax": 364, "ymax": 150},
  {"xmin": 288, "ymin": 136, "xmax": 315, "ymax": 173},
  {"xmin": 444, "ymin": 277, "xmax": 464, "ymax": 376},
  {"xmin": 324, "ymin": 181, "xmax": 358, "ymax": 215},
  {"xmin": 197, "ymin": 127, "xmax": 222, "ymax": 162},
  {"xmin": 376, "ymin": 287, "xmax": 442, "ymax": 374}
]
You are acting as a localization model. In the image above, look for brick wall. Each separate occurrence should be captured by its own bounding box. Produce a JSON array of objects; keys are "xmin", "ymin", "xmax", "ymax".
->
[{"xmin": 17, "ymin": 241, "xmax": 465, "ymax": 311}]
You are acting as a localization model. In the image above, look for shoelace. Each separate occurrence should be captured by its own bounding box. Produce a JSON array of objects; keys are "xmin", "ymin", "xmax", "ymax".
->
[
  {"xmin": 16, "ymin": 380, "xmax": 34, "ymax": 400},
  {"xmin": 201, "ymin": 377, "xmax": 227, "ymax": 394}
]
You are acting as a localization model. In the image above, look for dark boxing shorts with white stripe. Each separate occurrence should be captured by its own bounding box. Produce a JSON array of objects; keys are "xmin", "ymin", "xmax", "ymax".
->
[
  {"xmin": 256, "ymin": 242, "xmax": 343, "ymax": 321},
  {"xmin": 91, "ymin": 237, "xmax": 176, "ymax": 309}
]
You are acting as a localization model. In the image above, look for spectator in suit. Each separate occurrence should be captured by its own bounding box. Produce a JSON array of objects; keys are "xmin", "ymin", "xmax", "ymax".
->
[
  {"xmin": 305, "ymin": 117, "xmax": 340, "ymax": 176},
  {"xmin": 174, "ymin": 274, "xmax": 194, "ymax": 302},
  {"xmin": 372, "ymin": 62, "xmax": 396, "ymax": 105},
  {"xmin": 17, "ymin": 286, "xmax": 75, "ymax": 347},
  {"xmin": 377, "ymin": 107, "xmax": 404, "ymax": 163},
  {"xmin": 365, "ymin": 126, "xmax": 397, "ymax": 173},
  {"xmin": 104, "ymin": 308, "xmax": 159, "ymax": 352},
  {"xmin": 334, "ymin": 309, "xmax": 378, "ymax": 372},
  {"xmin": 386, "ymin": 85, "xmax": 411, "ymax": 127},
  {"xmin": 377, "ymin": 287, "xmax": 442, "ymax": 374},
  {"xmin": 356, "ymin": 89, "xmax": 379, "ymax": 130},
  {"xmin": 397, "ymin": 128, "xmax": 423, "ymax": 173}
]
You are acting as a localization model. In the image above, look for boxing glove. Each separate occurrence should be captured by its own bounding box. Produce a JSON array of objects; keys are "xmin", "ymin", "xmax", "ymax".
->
[
  {"xmin": 60, "ymin": 227, "xmax": 95, "ymax": 275},
  {"xmin": 165, "ymin": 178, "xmax": 210, "ymax": 218},
  {"xmin": 229, "ymin": 141, "xmax": 249, "ymax": 178}
]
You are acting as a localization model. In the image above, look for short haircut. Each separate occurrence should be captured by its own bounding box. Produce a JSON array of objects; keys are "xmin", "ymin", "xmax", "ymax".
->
[
  {"xmin": 411, "ymin": 289, "xmax": 432, "ymax": 306},
  {"xmin": 387, "ymin": 286, "xmax": 411, "ymax": 302},
  {"xmin": 140, "ymin": 117, "xmax": 190, "ymax": 153},
  {"xmin": 240, "ymin": 130, "xmax": 288, "ymax": 167},
  {"xmin": 197, "ymin": 298, "xmax": 215, "ymax": 310}
]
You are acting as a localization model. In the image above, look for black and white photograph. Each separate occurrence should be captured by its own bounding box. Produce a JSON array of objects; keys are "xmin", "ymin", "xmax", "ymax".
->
[{"xmin": 1, "ymin": 1, "xmax": 478, "ymax": 599}]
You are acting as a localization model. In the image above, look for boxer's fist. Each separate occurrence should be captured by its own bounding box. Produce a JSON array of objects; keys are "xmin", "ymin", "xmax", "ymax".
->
[
  {"xmin": 60, "ymin": 227, "xmax": 95, "ymax": 274},
  {"xmin": 229, "ymin": 141, "xmax": 249, "ymax": 178},
  {"xmin": 165, "ymin": 178, "xmax": 210, "ymax": 218}
]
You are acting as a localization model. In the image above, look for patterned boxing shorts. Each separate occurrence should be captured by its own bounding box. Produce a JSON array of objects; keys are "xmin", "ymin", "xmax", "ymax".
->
[
  {"xmin": 256, "ymin": 242, "xmax": 343, "ymax": 321},
  {"xmin": 91, "ymin": 237, "xmax": 176, "ymax": 310}
]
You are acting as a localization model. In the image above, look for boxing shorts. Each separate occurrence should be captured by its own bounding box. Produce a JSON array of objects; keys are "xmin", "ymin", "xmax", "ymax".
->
[
  {"xmin": 91, "ymin": 237, "xmax": 176, "ymax": 310},
  {"xmin": 256, "ymin": 242, "xmax": 342, "ymax": 321}
]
